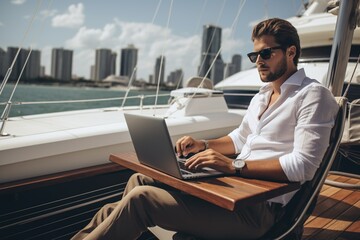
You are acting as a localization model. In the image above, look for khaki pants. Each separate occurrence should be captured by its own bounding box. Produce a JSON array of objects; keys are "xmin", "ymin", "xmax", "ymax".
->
[{"xmin": 71, "ymin": 173, "xmax": 280, "ymax": 240}]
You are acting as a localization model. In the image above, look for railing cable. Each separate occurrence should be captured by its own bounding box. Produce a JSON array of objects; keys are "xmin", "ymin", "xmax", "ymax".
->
[{"xmin": 0, "ymin": 93, "xmax": 171, "ymax": 107}]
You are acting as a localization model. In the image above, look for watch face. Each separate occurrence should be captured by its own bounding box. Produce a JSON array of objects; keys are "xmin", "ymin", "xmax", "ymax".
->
[{"xmin": 233, "ymin": 159, "xmax": 245, "ymax": 169}]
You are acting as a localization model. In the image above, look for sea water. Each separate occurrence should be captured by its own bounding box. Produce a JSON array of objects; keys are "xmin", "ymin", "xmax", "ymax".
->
[{"xmin": 0, "ymin": 84, "xmax": 171, "ymax": 117}]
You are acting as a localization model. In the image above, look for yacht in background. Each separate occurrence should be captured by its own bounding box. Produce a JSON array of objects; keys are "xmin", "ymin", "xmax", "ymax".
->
[{"xmin": 215, "ymin": 0, "xmax": 360, "ymax": 107}]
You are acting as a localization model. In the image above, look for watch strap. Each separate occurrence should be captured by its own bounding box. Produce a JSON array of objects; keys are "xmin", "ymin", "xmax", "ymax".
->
[{"xmin": 202, "ymin": 140, "xmax": 209, "ymax": 151}]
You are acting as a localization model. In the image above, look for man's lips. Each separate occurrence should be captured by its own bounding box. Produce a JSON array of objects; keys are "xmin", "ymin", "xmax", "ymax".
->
[{"xmin": 258, "ymin": 67, "xmax": 269, "ymax": 72}]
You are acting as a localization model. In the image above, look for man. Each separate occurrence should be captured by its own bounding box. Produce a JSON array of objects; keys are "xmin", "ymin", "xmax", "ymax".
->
[{"xmin": 72, "ymin": 18, "xmax": 339, "ymax": 240}]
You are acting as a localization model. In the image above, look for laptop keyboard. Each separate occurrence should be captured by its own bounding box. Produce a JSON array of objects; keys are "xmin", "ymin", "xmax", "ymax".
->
[{"xmin": 178, "ymin": 160, "xmax": 208, "ymax": 174}]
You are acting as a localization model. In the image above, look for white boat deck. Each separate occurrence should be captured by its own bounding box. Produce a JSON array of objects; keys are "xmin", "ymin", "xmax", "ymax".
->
[{"xmin": 0, "ymin": 96, "xmax": 246, "ymax": 183}]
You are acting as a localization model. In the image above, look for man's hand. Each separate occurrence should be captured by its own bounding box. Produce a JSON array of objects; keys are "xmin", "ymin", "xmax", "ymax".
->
[
  {"xmin": 175, "ymin": 136, "xmax": 205, "ymax": 157},
  {"xmin": 184, "ymin": 149, "xmax": 235, "ymax": 174}
]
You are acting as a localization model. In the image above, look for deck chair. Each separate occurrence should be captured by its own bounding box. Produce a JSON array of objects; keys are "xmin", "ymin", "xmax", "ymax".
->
[
  {"xmin": 325, "ymin": 98, "xmax": 360, "ymax": 189},
  {"xmin": 259, "ymin": 96, "xmax": 347, "ymax": 240},
  {"xmin": 167, "ymin": 97, "xmax": 347, "ymax": 240}
]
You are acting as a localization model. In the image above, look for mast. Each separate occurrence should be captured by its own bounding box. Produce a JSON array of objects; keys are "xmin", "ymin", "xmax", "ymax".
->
[{"xmin": 325, "ymin": 0, "xmax": 360, "ymax": 96}]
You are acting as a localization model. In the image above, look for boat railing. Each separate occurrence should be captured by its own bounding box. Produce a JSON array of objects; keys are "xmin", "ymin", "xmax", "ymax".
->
[
  {"xmin": 0, "ymin": 92, "xmax": 172, "ymax": 112},
  {"xmin": 0, "ymin": 92, "xmax": 173, "ymax": 136},
  {"xmin": 0, "ymin": 91, "xmax": 258, "ymax": 111},
  {"xmin": 0, "ymin": 89, "xmax": 257, "ymax": 137}
]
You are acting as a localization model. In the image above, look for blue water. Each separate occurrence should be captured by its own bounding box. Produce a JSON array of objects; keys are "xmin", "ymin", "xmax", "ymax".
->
[{"xmin": 0, "ymin": 84, "xmax": 171, "ymax": 117}]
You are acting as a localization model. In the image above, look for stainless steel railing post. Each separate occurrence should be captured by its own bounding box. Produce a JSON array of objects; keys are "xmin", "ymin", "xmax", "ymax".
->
[{"xmin": 0, "ymin": 101, "xmax": 12, "ymax": 136}]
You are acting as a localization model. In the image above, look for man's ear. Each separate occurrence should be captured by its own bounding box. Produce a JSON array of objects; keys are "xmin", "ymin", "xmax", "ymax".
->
[{"xmin": 288, "ymin": 45, "xmax": 296, "ymax": 58}]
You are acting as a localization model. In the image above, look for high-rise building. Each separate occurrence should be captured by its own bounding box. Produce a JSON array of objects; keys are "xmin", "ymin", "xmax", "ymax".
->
[
  {"xmin": 94, "ymin": 48, "xmax": 116, "ymax": 81},
  {"xmin": 211, "ymin": 57, "xmax": 224, "ymax": 85},
  {"xmin": 3, "ymin": 47, "xmax": 41, "ymax": 81},
  {"xmin": 120, "ymin": 44, "xmax": 138, "ymax": 81},
  {"xmin": 5, "ymin": 47, "xmax": 20, "ymax": 81},
  {"xmin": 154, "ymin": 55, "xmax": 165, "ymax": 85},
  {"xmin": 224, "ymin": 63, "xmax": 235, "ymax": 79},
  {"xmin": 90, "ymin": 65, "xmax": 95, "ymax": 80},
  {"xmin": 24, "ymin": 49, "xmax": 41, "ymax": 80},
  {"xmin": 51, "ymin": 48, "xmax": 73, "ymax": 81},
  {"xmin": 40, "ymin": 66, "xmax": 45, "ymax": 77},
  {"xmin": 232, "ymin": 54, "xmax": 242, "ymax": 73},
  {"xmin": 198, "ymin": 24, "xmax": 223, "ymax": 83},
  {"xmin": 167, "ymin": 69, "xmax": 183, "ymax": 87},
  {"xmin": 0, "ymin": 48, "xmax": 6, "ymax": 79},
  {"xmin": 224, "ymin": 54, "xmax": 242, "ymax": 79},
  {"xmin": 110, "ymin": 52, "xmax": 117, "ymax": 77}
]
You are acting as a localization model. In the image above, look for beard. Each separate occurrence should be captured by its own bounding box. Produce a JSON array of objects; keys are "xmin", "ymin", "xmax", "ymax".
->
[{"xmin": 258, "ymin": 56, "xmax": 287, "ymax": 82}]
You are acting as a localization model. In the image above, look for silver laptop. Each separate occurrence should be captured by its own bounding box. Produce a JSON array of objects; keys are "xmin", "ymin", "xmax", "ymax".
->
[{"xmin": 124, "ymin": 113, "xmax": 224, "ymax": 180}]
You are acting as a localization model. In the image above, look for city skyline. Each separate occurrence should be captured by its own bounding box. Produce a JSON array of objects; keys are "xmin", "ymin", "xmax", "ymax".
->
[
  {"xmin": 0, "ymin": 28, "xmax": 239, "ymax": 84},
  {"xmin": 0, "ymin": 30, "xmax": 243, "ymax": 85},
  {"xmin": 0, "ymin": 0, "xmax": 304, "ymax": 82}
]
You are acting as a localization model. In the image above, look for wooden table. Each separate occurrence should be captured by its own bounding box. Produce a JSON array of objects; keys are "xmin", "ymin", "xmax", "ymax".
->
[{"xmin": 109, "ymin": 152, "xmax": 300, "ymax": 211}]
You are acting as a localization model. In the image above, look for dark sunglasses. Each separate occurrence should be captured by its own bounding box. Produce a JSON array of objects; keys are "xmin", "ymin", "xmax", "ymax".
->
[{"xmin": 247, "ymin": 46, "xmax": 283, "ymax": 63}]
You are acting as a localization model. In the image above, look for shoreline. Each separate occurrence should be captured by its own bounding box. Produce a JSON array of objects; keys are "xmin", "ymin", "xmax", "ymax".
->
[{"xmin": 2, "ymin": 78, "xmax": 178, "ymax": 92}]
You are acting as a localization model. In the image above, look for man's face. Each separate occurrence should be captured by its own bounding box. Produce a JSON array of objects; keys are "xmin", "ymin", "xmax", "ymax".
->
[{"xmin": 252, "ymin": 35, "xmax": 288, "ymax": 83}]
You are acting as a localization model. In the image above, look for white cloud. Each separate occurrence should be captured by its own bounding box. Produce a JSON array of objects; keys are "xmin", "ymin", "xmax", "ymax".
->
[
  {"xmin": 65, "ymin": 26, "xmax": 104, "ymax": 49},
  {"xmin": 0, "ymin": 22, "xmax": 3, "ymax": 27},
  {"xmin": 52, "ymin": 3, "xmax": 84, "ymax": 28},
  {"xmin": 73, "ymin": 49, "xmax": 95, "ymax": 78},
  {"xmin": 221, "ymin": 28, "xmax": 245, "ymax": 61},
  {"xmin": 63, "ymin": 19, "xmax": 243, "ymax": 81},
  {"xmin": 11, "ymin": 0, "xmax": 26, "ymax": 5}
]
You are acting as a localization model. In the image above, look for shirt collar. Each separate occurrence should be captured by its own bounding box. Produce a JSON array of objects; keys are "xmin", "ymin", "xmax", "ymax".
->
[{"xmin": 258, "ymin": 68, "xmax": 306, "ymax": 94}]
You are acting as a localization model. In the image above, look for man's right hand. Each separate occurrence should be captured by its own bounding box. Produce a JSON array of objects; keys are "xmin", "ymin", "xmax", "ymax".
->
[{"xmin": 175, "ymin": 136, "xmax": 205, "ymax": 157}]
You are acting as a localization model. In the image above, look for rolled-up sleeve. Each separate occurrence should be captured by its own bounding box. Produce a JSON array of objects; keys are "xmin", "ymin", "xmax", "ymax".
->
[{"xmin": 279, "ymin": 86, "xmax": 339, "ymax": 182}]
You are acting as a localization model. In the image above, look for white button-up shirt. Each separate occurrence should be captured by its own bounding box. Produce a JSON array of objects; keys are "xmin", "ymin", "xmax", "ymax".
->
[{"xmin": 228, "ymin": 68, "xmax": 339, "ymax": 205}]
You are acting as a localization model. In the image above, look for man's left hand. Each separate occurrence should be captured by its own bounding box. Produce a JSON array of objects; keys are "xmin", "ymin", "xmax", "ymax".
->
[{"xmin": 184, "ymin": 149, "xmax": 235, "ymax": 174}]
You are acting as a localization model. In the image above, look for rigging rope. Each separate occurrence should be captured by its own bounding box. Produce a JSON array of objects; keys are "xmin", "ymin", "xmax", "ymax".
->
[
  {"xmin": 121, "ymin": 0, "xmax": 163, "ymax": 109},
  {"xmin": 197, "ymin": 0, "xmax": 227, "ymax": 77},
  {"xmin": 8, "ymin": 0, "xmax": 54, "ymax": 107},
  {"xmin": 0, "ymin": 0, "xmax": 43, "ymax": 96},
  {"xmin": 153, "ymin": 0, "xmax": 174, "ymax": 116},
  {"xmin": 342, "ymin": 53, "xmax": 360, "ymax": 98},
  {"xmin": 0, "ymin": 0, "xmax": 51, "ymax": 136},
  {"xmin": 165, "ymin": 0, "xmax": 247, "ymax": 118},
  {"xmin": 173, "ymin": 0, "xmax": 209, "ymax": 91}
]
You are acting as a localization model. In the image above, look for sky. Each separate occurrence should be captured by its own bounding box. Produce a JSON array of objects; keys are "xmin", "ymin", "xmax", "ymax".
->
[{"xmin": 0, "ymin": 0, "xmax": 305, "ymax": 81}]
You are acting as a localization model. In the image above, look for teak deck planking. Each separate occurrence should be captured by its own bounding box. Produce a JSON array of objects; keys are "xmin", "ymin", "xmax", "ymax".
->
[{"xmin": 303, "ymin": 174, "xmax": 360, "ymax": 240}]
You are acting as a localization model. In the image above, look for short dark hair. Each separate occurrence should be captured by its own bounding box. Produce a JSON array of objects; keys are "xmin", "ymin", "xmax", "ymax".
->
[{"xmin": 252, "ymin": 18, "xmax": 301, "ymax": 65}]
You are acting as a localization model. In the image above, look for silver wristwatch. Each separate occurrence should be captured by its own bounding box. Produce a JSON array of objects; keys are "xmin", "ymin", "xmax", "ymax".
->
[
  {"xmin": 232, "ymin": 159, "xmax": 246, "ymax": 176},
  {"xmin": 202, "ymin": 140, "xmax": 209, "ymax": 151}
]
